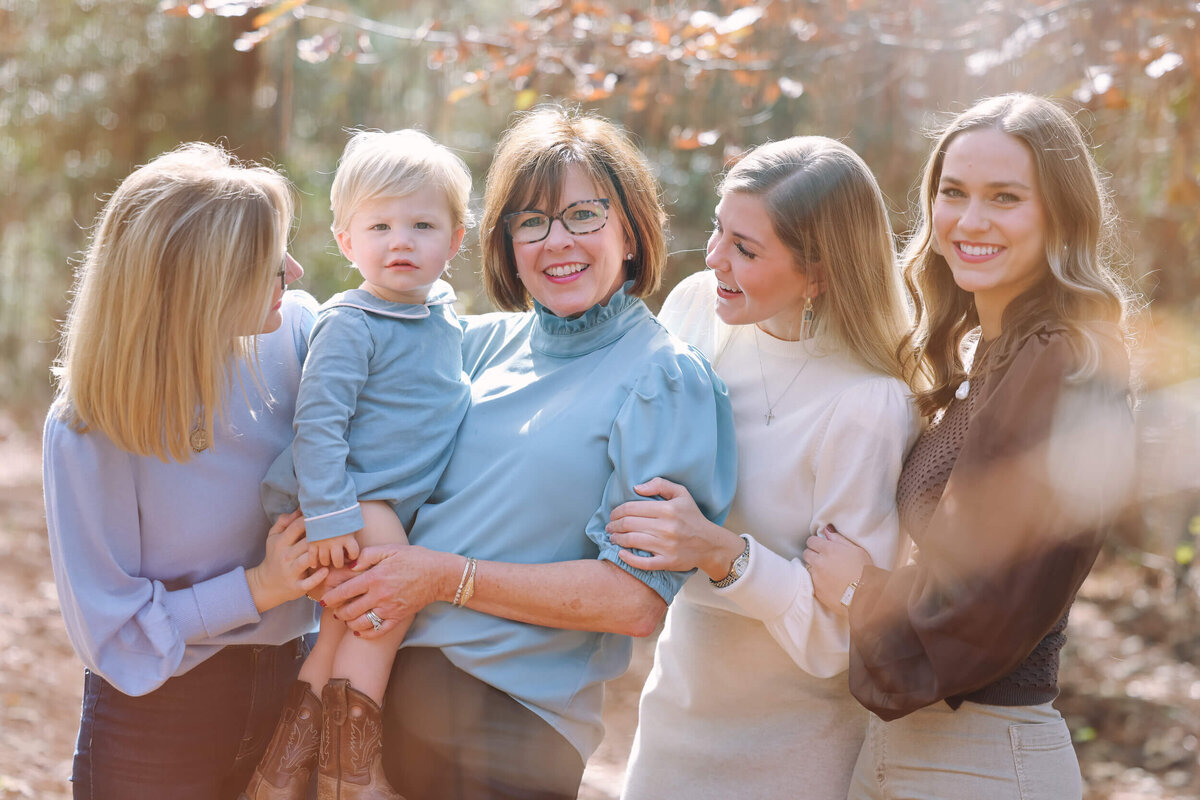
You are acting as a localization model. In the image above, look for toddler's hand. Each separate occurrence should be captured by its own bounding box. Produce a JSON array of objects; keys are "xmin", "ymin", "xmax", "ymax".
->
[{"xmin": 310, "ymin": 532, "xmax": 362, "ymax": 568}]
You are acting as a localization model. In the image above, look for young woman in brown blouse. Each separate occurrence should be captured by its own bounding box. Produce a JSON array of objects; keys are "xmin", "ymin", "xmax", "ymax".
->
[{"xmin": 804, "ymin": 93, "xmax": 1135, "ymax": 799}]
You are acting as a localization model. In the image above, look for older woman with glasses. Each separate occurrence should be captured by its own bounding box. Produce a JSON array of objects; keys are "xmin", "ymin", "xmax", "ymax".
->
[{"xmin": 319, "ymin": 105, "xmax": 737, "ymax": 800}]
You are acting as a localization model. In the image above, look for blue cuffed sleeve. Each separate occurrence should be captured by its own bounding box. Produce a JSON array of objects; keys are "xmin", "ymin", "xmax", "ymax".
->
[
  {"xmin": 589, "ymin": 350, "xmax": 738, "ymax": 602},
  {"xmin": 288, "ymin": 308, "xmax": 374, "ymax": 541}
]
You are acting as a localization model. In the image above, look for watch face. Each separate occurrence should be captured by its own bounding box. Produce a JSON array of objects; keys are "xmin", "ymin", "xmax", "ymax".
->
[{"xmin": 732, "ymin": 553, "xmax": 749, "ymax": 578}]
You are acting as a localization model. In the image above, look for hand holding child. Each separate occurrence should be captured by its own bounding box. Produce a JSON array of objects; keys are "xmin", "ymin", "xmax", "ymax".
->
[{"xmin": 246, "ymin": 509, "xmax": 329, "ymax": 612}]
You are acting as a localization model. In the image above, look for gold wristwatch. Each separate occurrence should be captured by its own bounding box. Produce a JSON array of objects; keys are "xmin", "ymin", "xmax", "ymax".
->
[
  {"xmin": 840, "ymin": 580, "xmax": 859, "ymax": 609},
  {"xmin": 711, "ymin": 536, "xmax": 750, "ymax": 588}
]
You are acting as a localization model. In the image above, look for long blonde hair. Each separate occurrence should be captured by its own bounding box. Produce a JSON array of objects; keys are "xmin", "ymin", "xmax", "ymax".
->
[
  {"xmin": 55, "ymin": 142, "xmax": 294, "ymax": 461},
  {"xmin": 902, "ymin": 94, "xmax": 1130, "ymax": 417},
  {"xmin": 720, "ymin": 136, "xmax": 912, "ymax": 384}
]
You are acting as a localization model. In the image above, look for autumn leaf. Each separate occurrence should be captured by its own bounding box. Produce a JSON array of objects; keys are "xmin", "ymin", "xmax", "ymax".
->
[
  {"xmin": 447, "ymin": 84, "xmax": 482, "ymax": 104},
  {"xmin": 159, "ymin": 2, "xmax": 192, "ymax": 18},
  {"xmin": 1166, "ymin": 176, "xmax": 1200, "ymax": 208},
  {"xmin": 670, "ymin": 127, "xmax": 720, "ymax": 150},
  {"xmin": 732, "ymin": 70, "xmax": 761, "ymax": 87},
  {"xmin": 253, "ymin": 0, "xmax": 308, "ymax": 30},
  {"xmin": 652, "ymin": 19, "xmax": 672, "ymax": 45},
  {"xmin": 515, "ymin": 89, "xmax": 539, "ymax": 110},
  {"xmin": 1100, "ymin": 86, "xmax": 1129, "ymax": 110}
]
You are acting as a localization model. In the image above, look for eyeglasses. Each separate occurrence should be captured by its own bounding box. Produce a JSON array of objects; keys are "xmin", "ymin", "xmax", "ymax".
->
[
  {"xmin": 276, "ymin": 254, "xmax": 288, "ymax": 293},
  {"xmin": 502, "ymin": 198, "xmax": 611, "ymax": 244}
]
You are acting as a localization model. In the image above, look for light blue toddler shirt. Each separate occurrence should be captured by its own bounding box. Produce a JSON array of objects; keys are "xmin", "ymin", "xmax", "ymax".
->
[{"xmin": 261, "ymin": 281, "xmax": 470, "ymax": 539}]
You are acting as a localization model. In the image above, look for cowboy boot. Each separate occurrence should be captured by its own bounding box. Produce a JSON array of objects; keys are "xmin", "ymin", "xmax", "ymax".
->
[
  {"xmin": 240, "ymin": 680, "xmax": 322, "ymax": 800},
  {"xmin": 317, "ymin": 679, "xmax": 404, "ymax": 800}
]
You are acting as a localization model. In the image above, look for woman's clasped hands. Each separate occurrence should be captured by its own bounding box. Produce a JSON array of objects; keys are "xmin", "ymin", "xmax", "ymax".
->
[{"xmin": 801, "ymin": 525, "xmax": 872, "ymax": 613}]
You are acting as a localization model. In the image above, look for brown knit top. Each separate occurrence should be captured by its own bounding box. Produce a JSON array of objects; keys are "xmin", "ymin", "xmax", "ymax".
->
[
  {"xmin": 896, "ymin": 346, "xmax": 1067, "ymax": 708},
  {"xmin": 847, "ymin": 324, "xmax": 1133, "ymax": 721}
]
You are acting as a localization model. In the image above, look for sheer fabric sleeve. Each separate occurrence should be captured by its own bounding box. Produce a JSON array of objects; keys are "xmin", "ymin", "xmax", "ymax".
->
[
  {"xmin": 719, "ymin": 377, "xmax": 918, "ymax": 677},
  {"xmin": 43, "ymin": 412, "xmax": 261, "ymax": 696},
  {"xmin": 589, "ymin": 352, "xmax": 738, "ymax": 603},
  {"xmin": 848, "ymin": 331, "xmax": 1134, "ymax": 720}
]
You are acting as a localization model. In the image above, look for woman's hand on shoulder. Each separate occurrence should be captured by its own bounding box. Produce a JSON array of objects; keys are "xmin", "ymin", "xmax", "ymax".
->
[
  {"xmin": 246, "ymin": 510, "xmax": 329, "ymax": 613},
  {"xmin": 802, "ymin": 526, "xmax": 871, "ymax": 613},
  {"xmin": 607, "ymin": 477, "xmax": 743, "ymax": 579}
]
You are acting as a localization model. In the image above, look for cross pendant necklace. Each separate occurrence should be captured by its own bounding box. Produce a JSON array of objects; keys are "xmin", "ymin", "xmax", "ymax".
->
[{"xmin": 754, "ymin": 326, "xmax": 811, "ymax": 426}]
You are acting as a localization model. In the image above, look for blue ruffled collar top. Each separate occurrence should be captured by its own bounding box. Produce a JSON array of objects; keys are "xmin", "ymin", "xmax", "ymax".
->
[{"xmin": 530, "ymin": 280, "xmax": 650, "ymax": 357}]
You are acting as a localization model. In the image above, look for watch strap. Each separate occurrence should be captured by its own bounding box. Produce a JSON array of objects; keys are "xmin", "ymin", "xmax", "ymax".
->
[
  {"xmin": 840, "ymin": 580, "xmax": 859, "ymax": 609},
  {"xmin": 711, "ymin": 535, "xmax": 750, "ymax": 589}
]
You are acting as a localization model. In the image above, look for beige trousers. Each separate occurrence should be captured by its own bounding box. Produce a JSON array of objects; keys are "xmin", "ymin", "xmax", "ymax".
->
[{"xmin": 848, "ymin": 700, "xmax": 1083, "ymax": 800}]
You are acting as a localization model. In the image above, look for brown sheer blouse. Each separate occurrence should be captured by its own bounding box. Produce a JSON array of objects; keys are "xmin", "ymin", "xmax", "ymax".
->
[{"xmin": 848, "ymin": 323, "xmax": 1133, "ymax": 721}]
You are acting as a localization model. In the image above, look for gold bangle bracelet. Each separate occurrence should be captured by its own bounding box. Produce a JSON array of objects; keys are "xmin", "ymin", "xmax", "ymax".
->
[{"xmin": 453, "ymin": 556, "xmax": 477, "ymax": 608}]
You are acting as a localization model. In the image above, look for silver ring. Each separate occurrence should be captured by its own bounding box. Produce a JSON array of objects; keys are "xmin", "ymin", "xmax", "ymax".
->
[{"xmin": 365, "ymin": 610, "xmax": 384, "ymax": 631}]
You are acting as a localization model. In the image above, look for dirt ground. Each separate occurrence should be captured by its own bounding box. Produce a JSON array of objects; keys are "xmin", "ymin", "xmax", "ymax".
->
[{"xmin": 2, "ymin": 412, "xmax": 1198, "ymax": 800}]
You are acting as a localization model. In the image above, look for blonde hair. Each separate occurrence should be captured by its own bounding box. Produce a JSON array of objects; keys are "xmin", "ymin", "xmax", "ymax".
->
[
  {"xmin": 481, "ymin": 105, "xmax": 667, "ymax": 311},
  {"xmin": 54, "ymin": 142, "xmax": 294, "ymax": 462},
  {"xmin": 901, "ymin": 93, "xmax": 1131, "ymax": 417},
  {"xmin": 330, "ymin": 129, "xmax": 474, "ymax": 236},
  {"xmin": 720, "ymin": 136, "xmax": 912, "ymax": 384}
]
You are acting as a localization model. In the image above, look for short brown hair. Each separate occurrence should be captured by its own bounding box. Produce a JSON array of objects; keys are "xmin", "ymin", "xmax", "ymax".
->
[{"xmin": 480, "ymin": 105, "xmax": 667, "ymax": 311}]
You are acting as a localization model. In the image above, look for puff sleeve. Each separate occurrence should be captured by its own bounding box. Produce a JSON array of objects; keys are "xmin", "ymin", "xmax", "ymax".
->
[
  {"xmin": 589, "ymin": 353, "xmax": 738, "ymax": 603},
  {"xmin": 717, "ymin": 376, "xmax": 918, "ymax": 677},
  {"xmin": 848, "ymin": 330, "xmax": 1134, "ymax": 720},
  {"xmin": 43, "ymin": 412, "xmax": 263, "ymax": 696}
]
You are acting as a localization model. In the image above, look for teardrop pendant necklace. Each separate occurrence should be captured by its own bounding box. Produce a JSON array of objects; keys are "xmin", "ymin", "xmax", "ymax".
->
[{"xmin": 955, "ymin": 333, "xmax": 992, "ymax": 401}]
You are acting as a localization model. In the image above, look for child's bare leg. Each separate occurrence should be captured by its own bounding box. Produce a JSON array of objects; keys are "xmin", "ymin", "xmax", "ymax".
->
[
  {"xmin": 330, "ymin": 500, "xmax": 409, "ymax": 704},
  {"xmin": 296, "ymin": 605, "xmax": 345, "ymax": 690}
]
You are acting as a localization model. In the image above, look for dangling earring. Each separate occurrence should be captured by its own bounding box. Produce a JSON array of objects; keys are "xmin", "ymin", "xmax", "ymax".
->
[{"xmin": 800, "ymin": 295, "xmax": 814, "ymax": 340}]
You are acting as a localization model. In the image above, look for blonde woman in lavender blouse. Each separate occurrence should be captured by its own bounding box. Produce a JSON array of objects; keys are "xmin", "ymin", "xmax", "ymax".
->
[{"xmin": 43, "ymin": 144, "xmax": 320, "ymax": 800}]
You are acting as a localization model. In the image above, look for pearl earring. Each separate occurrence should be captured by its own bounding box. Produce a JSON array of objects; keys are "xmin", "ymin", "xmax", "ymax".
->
[{"xmin": 625, "ymin": 252, "xmax": 634, "ymax": 260}]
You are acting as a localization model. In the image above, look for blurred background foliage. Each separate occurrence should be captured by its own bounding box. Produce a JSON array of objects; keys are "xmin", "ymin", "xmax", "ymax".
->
[
  {"xmin": 3, "ymin": 1, "xmax": 1200, "ymax": 795},
  {"xmin": 5, "ymin": 0, "xmax": 1200, "ymax": 419}
]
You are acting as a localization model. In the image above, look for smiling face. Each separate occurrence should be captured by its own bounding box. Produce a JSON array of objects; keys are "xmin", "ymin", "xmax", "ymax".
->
[
  {"xmin": 336, "ymin": 185, "xmax": 465, "ymax": 305},
  {"xmin": 705, "ymin": 191, "xmax": 817, "ymax": 341},
  {"xmin": 511, "ymin": 164, "xmax": 630, "ymax": 318},
  {"xmin": 933, "ymin": 127, "xmax": 1048, "ymax": 338}
]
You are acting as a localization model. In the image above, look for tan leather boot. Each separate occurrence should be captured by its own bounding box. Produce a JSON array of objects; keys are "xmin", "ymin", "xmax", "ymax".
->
[
  {"xmin": 240, "ymin": 680, "xmax": 321, "ymax": 800},
  {"xmin": 317, "ymin": 679, "xmax": 403, "ymax": 800}
]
